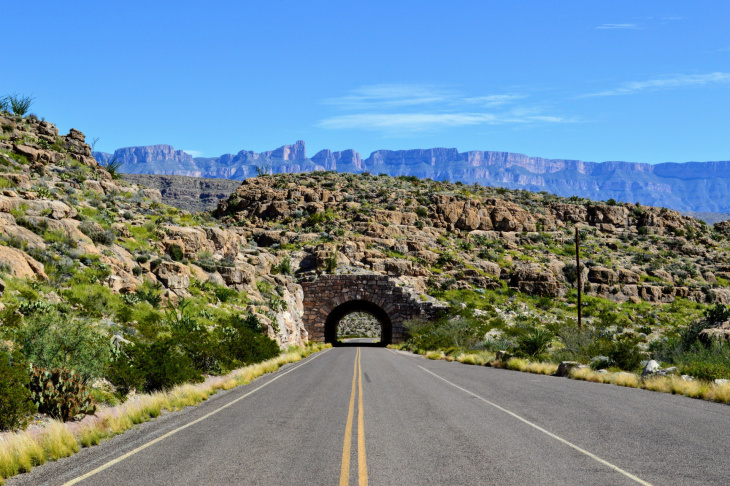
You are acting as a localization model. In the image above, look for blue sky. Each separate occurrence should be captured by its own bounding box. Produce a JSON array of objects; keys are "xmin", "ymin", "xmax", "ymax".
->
[{"xmin": 3, "ymin": 1, "xmax": 729, "ymax": 163}]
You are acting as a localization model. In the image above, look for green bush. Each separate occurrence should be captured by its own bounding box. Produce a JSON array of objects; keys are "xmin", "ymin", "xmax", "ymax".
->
[
  {"xmin": 13, "ymin": 309, "xmax": 111, "ymax": 381},
  {"xmin": 680, "ymin": 361, "xmax": 730, "ymax": 382},
  {"xmin": 217, "ymin": 314, "xmax": 279, "ymax": 367},
  {"xmin": 0, "ymin": 348, "xmax": 36, "ymax": 431},
  {"xmin": 78, "ymin": 221, "xmax": 115, "ymax": 245},
  {"xmin": 28, "ymin": 366, "xmax": 96, "ymax": 421},
  {"xmin": 607, "ymin": 336, "xmax": 643, "ymax": 371},
  {"xmin": 168, "ymin": 244, "xmax": 184, "ymax": 262},
  {"xmin": 108, "ymin": 339, "xmax": 202, "ymax": 394}
]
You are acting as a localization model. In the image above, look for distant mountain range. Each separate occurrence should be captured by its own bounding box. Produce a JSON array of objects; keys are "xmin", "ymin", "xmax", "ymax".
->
[{"xmin": 94, "ymin": 142, "xmax": 730, "ymax": 214}]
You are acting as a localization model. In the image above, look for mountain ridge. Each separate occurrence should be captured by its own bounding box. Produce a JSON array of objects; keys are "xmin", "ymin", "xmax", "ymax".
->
[{"xmin": 94, "ymin": 142, "xmax": 730, "ymax": 213}]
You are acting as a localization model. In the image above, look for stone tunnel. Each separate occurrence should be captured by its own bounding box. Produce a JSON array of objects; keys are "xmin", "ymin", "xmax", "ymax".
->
[{"xmin": 301, "ymin": 275, "xmax": 443, "ymax": 345}]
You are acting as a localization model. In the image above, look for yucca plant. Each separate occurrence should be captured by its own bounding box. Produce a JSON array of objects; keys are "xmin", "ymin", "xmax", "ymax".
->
[{"xmin": 101, "ymin": 156, "xmax": 124, "ymax": 180}]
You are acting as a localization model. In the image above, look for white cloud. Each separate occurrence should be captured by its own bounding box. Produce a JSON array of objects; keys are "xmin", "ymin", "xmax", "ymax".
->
[
  {"xmin": 582, "ymin": 72, "xmax": 730, "ymax": 97},
  {"xmin": 319, "ymin": 84, "xmax": 571, "ymax": 133},
  {"xmin": 596, "ymin": 23, "xmax": 640, "ymax": 30},
  {"xmin": 463, "ymin": 94, "xmax": 527, "ymax": 107},
  {"xmin": 324, "ymin": 84, "xmax": 453, "ymax": 110},
  {"xmin": 182, "ymin": 149, "xmax": 203, "ymax": 157},
  {"xmin": 318, "ymin": 112, "xmax": 569, "ymax": 132}
]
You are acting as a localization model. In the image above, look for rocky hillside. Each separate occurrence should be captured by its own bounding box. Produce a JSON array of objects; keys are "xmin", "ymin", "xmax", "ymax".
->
[
  {"xmin": 95, "ymin": 141, "xmax": 730, "ymax": 213},
  {"xmin": 0, "ymin": 112, "xmax": 308, "ymax": 348},
  {"xmin": 121, "ymin": 173, "xmax": 240, "ymax": 213},
  {"xmin": 214, "ymin": 171, "xmax": 730, "ymax": 309}
]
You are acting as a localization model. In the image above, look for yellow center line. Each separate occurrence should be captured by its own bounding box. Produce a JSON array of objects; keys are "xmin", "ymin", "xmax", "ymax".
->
[
  {"xmin": 340, "ymin": 347, "xmax": 358, "ymax": 486},
  {"xmin": 357, "ymin": 347, "xmax": 368, "ymax": 486}
]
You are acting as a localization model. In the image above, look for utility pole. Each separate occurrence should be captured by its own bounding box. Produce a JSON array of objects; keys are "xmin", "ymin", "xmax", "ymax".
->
[{"xmin": 575, "ymin": 226, "xmax": 582, "ymax": 330}]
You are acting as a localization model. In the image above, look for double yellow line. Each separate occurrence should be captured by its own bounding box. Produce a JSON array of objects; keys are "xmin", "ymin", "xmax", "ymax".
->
[{"xmin": 340, "ymin": 347, "xmax": 368, "ymax": 486}]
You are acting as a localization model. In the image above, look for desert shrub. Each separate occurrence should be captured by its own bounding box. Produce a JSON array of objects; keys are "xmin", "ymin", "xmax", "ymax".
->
[
  {"xmin": 195, "ymin": 250, "xmax": 216, "ymax": 272},
  {"xmin": 63, "ymin": 284, "xmax": 115, "ymax": 318},
  {"xmin": 134, "ymin": 282, "xmax": 163, "ymax": 307},
  {"xmin": 404, "ymin": 316, "xmax": 483, "ymax": 351},
  {"xmin": 214, "ymin": 286, "xmax": 238, "ymax": 303},
  {"xmin": 0, "ymin": 348, "xmax": 36, "ymax": 431},
  {"xmin": 12, "ymin": 308, "xmax": 111, "ymax": 381},
  {"xmin": 217, "ymin": 314, "xmax": 279, "ymax": 368},
  {"xmin": 704, "ymin": 304, "xmax": 730, "ymax": 325},
  {"xmin": 272, "ymin": 256, "xmax": 292, "ymax": 275},
  {"xmin": 107, "ymin": 339, "xmax": 202, "ymax": 394},
  {"xmin": 680, "ymin": 360, "xmax": 730, "ymax": 382},
  {"xmin": 168, "ymin": 243, "xmax": 184, "ymax": 262},
  {"xmin": 606, "ymin": 335, "xmax": 643, "ymax": 371},
  {"xmin": 28, "ymin": 366, "xmax": 96, "ymax": 421},
  {"xmin": 78, "ymin": 221, "xmax": 115, "ymax": 245}
]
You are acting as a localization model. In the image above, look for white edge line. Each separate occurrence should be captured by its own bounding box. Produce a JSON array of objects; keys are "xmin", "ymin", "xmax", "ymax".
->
[
  {"xmin": 417, "ymin": 365, "xmax": 653, "ymax": 486},
  {"xmin": 63, "ymin": 349, "xmax": 331, "ymax": 485}
]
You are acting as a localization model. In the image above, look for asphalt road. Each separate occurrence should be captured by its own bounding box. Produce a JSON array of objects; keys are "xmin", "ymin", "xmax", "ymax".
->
[{"xmin": 11, "ymin": 347, "xmax": 730, "ymax": 485}]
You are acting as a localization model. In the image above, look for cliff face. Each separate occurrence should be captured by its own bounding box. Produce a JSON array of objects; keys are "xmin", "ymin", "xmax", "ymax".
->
[{"xmin": 94, "ymin": 142, "xmax": 730, "ymax": 213}]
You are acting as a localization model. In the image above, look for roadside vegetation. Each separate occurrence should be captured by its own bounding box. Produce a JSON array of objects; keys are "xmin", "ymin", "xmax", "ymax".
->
[
  {"xmin": 389, "ymin": 286, "xmax": 730, "ymax": 404},
  {"xmin": 0, "ymin": 343, "xmax": 329, "ymax": 484}
]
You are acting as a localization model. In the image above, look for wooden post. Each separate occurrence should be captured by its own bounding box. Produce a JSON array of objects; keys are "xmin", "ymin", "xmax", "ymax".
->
[{"xmin": 575, "ymin": 226, "xmax": 582, "ymax": 330}]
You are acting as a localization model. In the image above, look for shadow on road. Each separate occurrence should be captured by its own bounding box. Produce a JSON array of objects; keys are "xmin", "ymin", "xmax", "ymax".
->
[{"xmin": 334, "ymin": 339, "xmax": 385, "ymax": 348}]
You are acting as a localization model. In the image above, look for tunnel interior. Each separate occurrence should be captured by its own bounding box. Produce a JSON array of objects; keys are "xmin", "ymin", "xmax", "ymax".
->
[{"xmin": 324, "ymin": 300, "xmax": 392, "ymax": 346}]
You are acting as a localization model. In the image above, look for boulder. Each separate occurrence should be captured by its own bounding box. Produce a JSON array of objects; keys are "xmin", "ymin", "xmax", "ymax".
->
[
  {"xmin": 588, "ymin": 266, "xmax": 618, "ymax": 285},
  {"xmin": 154, "ymin": 261, "xmax": 191, "ymax": 291},
  {"xmin": 510, "ymin": 263, "xmax": 561, "ymax": 297},
  {"xmin": 556, "ymin": 361, "xmax": 581, "ymax": 377},
  {"xmin": 618, "ymin": 268, "xmax": 640, "ymax": 284},
  {"xmin": 0, "ymin": 246, "xmax": 47, "ymax": 280},
  {"xmin": 641, "ymin": 360, "xmax": 662, "ymax": 377}
]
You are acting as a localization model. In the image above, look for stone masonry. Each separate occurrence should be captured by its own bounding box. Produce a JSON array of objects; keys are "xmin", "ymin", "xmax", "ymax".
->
[{"xmin": 301, "ymin": 274, "xmax": 443, "ymax": 344}]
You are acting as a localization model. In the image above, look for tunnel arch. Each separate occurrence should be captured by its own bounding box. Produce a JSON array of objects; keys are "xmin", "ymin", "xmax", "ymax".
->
[
  {"xmin": 324, "ymin": 300, "xmax": 392, "ymax": 345},
  {"xmin": 301, "ymin": 275, "xmax": 444, "ymax": 345}
]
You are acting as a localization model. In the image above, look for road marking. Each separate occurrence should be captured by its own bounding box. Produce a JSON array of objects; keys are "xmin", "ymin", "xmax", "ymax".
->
[
  {"xmin": 340, "ymin": 348, "xmax": 358, "ymax": 486},
  {"xmin": 62, "ymin": 349, "xmax": 331, "ymax": 486},
  {"xmin": 357, "ymin": 347, "xmax": 368, "ymax": 486},
  {"xmin": 418, "ymin": 365, "xmax": 654, "ymax": 486}
]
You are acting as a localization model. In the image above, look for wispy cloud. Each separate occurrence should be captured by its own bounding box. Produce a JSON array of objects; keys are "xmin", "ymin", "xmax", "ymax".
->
[
  {"xmin": 323, "ymin": 84, "xmax": 453, "ymax": 110},
  {"xmin": 319, "ymin": 84, "xmax": 569, "ymax": 133},
  {"xmin": 596, "ymin": 23, "xmax": 640, "ymax": 30},
  {"xmin": 182, "ymin": 149, "xmax": 203, "ymax": 157},
  {"xmin": 582, "ymin": 72, "xmax": 730, "ymax": 97},
  {"xmin": 463, "ymin": 94, "xmax": 527, "ymax": 107}
]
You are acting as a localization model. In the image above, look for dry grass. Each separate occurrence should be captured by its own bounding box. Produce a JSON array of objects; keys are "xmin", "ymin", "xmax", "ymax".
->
[
  {"xmin": 568, "ymin": 367, "xmax": 730, "ymax": 404},
  {"xmin": 506, "ymin": 358, "xmax": 558, "ymax": 375},
  {"xmin": 0, "ymin": 343, "xmax": 330, "ymax": 485},
  {"xmin": 425, "ymin": 351, "xmax": 442, "ymax": 360},
  {"xmin": 455, "ymin": 352, "xmax": 494, "ymax": 366}
]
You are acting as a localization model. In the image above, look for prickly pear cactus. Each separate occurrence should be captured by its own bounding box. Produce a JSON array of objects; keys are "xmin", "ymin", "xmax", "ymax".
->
[{"xmin": 29, "ymin": 366, "xmax": 96, "ymax": 421}]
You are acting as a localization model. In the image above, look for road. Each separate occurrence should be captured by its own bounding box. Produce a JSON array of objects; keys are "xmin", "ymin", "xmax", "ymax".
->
[{"xmin": 10, "ymin": 347, "xmax": 730, "ymax": 485}]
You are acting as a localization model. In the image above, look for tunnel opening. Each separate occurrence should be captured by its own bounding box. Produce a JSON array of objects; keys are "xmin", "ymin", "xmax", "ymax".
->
[
  {"xmin": 337, "ymin": 312, "xmax": 382, "ymax": 342},
  {"xmin": 324, "ymin": 300, "xmax": 392, "ymax": 347}
]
